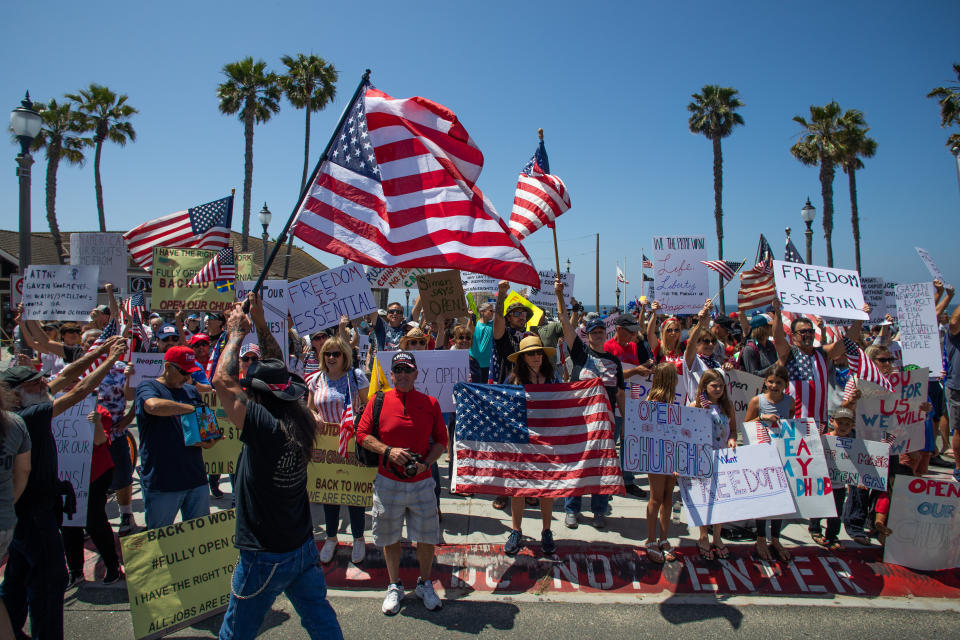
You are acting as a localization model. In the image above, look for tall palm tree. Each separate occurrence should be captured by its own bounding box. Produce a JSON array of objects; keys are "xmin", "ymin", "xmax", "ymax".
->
[
  {"xmin": 281, "ymin": 53, "xmax": 338, "ymax": 192},
  {"xmin": 927, "ymin": 62, "xmax": 960, "ymax": 150},
  {"xmin": 66, "ymin": 84, "xmax": 137, "ymax": 232},
  {"xmin": 791, "ymin": 101, "xmax": 844, "ymax": 267},
  {"xmin": 837, "ymin": 110, "xmax": 877, "ymax": 275},
  {"xmin": 32, "ymin": 99, "xmax": 89, "ymax": 263},
  {"xmin": 687, "ymin": 86, "xmax": 744, "ymax": 311},
  {"xmin": 217, "ymin": 57, "xmax": 281, "ymax": 251}
]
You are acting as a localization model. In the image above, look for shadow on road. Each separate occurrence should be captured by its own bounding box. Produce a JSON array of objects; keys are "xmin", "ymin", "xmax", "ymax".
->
[
  {"xmin": 658, "ymin": 594, "xmax": 744, "ymax": 628},
  {"xmin": 398, "ymin": 598, "xmax": 520, "ymax": 633}
]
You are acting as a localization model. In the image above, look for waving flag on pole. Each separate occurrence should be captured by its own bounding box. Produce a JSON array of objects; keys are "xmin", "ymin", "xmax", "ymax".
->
[
  {"xmin": 642, "ymin": 255, "xmax": 653, "ymax": 269},
  {"xmin": 122, "ymin": 293, "xmax": 147, "ymax": 360},
  {"xmin": 123, "ymin": 196, "xmax": 233, "ymax": 271},
  {"xmin": 508, "ymin": 137, "xmax": 571, "ymax": 242},
  {"xmin": 700, "ymin": 260, "xmax": 745, "ymax": 281},
  {"xmin": 617, "ymin": 264, "xmax": 628, "ymax": 284},
  {"xmin": 187, "ymin": 247, "xmax": 236, "ymax": 287},
  {"xmin": 784, "ymin": 236, "xmax": 805, "ymax": 264}
]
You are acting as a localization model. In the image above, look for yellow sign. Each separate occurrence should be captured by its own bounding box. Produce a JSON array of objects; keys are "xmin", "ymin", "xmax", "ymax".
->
[
  {"xmin": 201, "ymin": 392, "xmax": 242, "ymax": 476},
  {"xmin": 151, "ymin": 247, "xmax": 253, "ymax": 312},
  {"xmin": 308, "ymin": 422, "xmax": 377, "ymax": 507},
  {"xmin": 503, "ymin": 290, "xmax": 543, "ymax": 330},
  {"xmin": 121, "ymin": 510, "xmax": 238, "ymax": 640}
]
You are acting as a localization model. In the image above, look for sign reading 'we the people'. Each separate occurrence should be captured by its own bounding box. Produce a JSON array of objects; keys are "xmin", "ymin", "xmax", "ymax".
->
[{"xmin": 651, "ymin": 235, "xmax": 708, "ymax": 315}]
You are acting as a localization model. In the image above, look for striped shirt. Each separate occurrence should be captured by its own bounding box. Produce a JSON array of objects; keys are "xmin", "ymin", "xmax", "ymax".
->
[
  {"xmin": 785, "ymin": 345, "xmax": 831, "ymax": 426},
  {"xmin": 309, "ymin": 369, "xmax": 369, "ymax": 424}
]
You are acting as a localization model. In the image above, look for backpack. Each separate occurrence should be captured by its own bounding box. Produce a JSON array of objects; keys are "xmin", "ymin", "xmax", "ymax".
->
[{"xmin": 354, "ymin": 391, "xmax": 385, "ymax": 467}]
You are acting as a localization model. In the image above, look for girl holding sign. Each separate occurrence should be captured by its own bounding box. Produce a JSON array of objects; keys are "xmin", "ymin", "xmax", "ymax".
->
[{"xmin": 643, "ymin": 363, "xmax": 681, "ymax": 564}]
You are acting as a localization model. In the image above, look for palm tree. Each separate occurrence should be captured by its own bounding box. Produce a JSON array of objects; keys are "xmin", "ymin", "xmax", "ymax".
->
[
  {"xmin": 32, "ymin": 99, "xmax": 89, "ymax": 263},
  {"xmin": 281, "ymin": 53, "xmax": 338, "ymax": 192},
  {"xmin": 687, "ymin": 86, "xmax": 744, "ymax": 311},
  {"xmin": 791, "ymin": 101, "xmax": 844, "ymax": 267},
  {"xmin": 217, "ymin": 57, "xmax": 281, "ymax": 251},
  {"xmin": 66, "ymin": 84, "xmax": 137, "ymax": 232},
  {"xmin": 927, "ymin": 63, "xmax": 960, "ymax": 150},
  {"xmin": 837, "ymin": 110, "xmax": 877, "ymax": 275}
]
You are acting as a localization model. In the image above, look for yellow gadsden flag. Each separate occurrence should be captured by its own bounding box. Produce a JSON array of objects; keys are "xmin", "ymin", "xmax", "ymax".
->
[
  {"xmin": 367, "ymin": 356, "xmax": 392, "ymax": 401},
  {"xmin": 503, "ymin": 290, "xmax": 543, "ymax": 330}
]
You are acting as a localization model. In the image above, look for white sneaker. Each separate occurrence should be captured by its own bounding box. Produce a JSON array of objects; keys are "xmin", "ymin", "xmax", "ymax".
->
[
  {"xmin": 351, "ymin": 538, "xmax": 366, "ymax": 564},
  {"xmin": 415, "ymin": 578, "xmax": 443, "ymax": 611},
  {"xmin": 319, "ymin": 538, "xmax": 338, "ymax": 564},
  {"xmin": 382, "ymin": 582, "xmax": 404, "ymax": 615}
]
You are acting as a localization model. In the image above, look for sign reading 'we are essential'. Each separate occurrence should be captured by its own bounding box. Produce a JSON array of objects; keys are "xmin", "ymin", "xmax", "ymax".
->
[{"xmin": 772, "ymin": 261, "xmax": 868, "ymax": 321}]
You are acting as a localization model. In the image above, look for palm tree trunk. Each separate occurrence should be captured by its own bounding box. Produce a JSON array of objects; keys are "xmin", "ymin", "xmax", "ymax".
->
[
  {"xmin": 819, "ymin": 160, "xmax": 835, "ymax": 267},
  {"xmin": 301, "ymin": 106, "xmax": 311, "ymax": 193},
  {"xmin": 712, "ymin": 136, "xmax": 725, "ymax": 311},
  {"xmin": 94, "ymin": 137, "xmax": 106, "ymax": 232},
  {"xmin": 45, "ymin": 150, "xmax": 66, "ymax": 264},
  {"xmin": 848, "ymin": 168, "xmax": 861, "ymax": 275},
  {"xmin": 241, "ymin": 109, "xmax": 254, "ymax": 252}
]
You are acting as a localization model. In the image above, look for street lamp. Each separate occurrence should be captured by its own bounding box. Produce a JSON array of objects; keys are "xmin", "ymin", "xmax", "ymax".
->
[
  {"xmin": 258, "ymin": 202, "xmax": 271, "ymax": 261},
  {"xmin": 565, "ymin": 258, "xmax": 571, "ymax": 274},
  {"xmin": 615, "ymin": 284, "xmax": 621, "ymax": 311},
  {"xmin": 800, "ymin": 197, "xmax": 817, "ymax": 264},
  {"xmin": 10, "ymin": 92, "xmax": 41, "ymax": 274},
  {"xmin": 405, "ymin": 288, "xmax": 411, "ymax": 317},
  {"xmin": 952, "ymin": 146, "xmax": 960, "ymax": 198}
]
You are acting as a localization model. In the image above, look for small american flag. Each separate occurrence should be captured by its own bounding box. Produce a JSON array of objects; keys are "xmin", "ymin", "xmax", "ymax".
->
[
  {"xmin": 700, "ymin": 259, "xmax": 744, "ymax": 281},
  {"xmin": 881, "ymin": 432, "xmax": 897, "ymax": 445},
  {"xmin": 124, "ymin": 196, "xmax": 233, "ymax": 271},
  {"xmin": 82, "ymin": 318, "xmax": 121, "ymax": 377},
  {"xmin": 338, "ymin": 404, "xmax": 355, "ymax": 458},
  {"xmin": 508, "ymin": 139, "xmax": 571, "ymax": 242},
  {"xmin": 453, "ymin": 379, "xmax": 624, "ymax": 497},
  {"xmin": 697, "ymin": 393, "xmax": 710, "ymax": 408},
  {"xmin": 642, "ymin": 255, "xmax": 653, "ymax": 269},
  {"xmin": 187, "ymin": 247, "xmax": 236, "ymax": 287},
  {"xmin": 122, "ymin": 293, "xmax": 147, "ymax": 361},
  {"xmin": 757, "ymin": 424, "xmax": 772, "ymax": 443},
  {"xmin": 755, "ymin": 234, "xmax": 775, "ymax": 273},
  {"xmin": 843, "ymin": 337, "xmax": 895, "ymax": 393},
  {"xmin": 784, "ymin": 236, "xmax": 805, "ymax": 264}
]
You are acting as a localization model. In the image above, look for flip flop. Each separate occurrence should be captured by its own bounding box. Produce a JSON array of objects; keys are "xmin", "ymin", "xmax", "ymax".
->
[
  {"xmin": 658, "ymin": 540, "xmax": 677, "ymax": 562},
  {"xmin": 712, "ymin": 544, "xmax": 730, "ymax": 560},
  {"xmin": 811, "ymin": 534, "xmax": 829, "ymax": 547},
  {"xmin": 697, "ymin": 541, "xmax": 715, "ymax": 561},
  {"xmin": 852, "ymin": 535, "xmax": 871, "ymax": 546},
  {"xmin": 646, "ymin": 542, "xmax": 665, "ymax": 564},
  {"xmin": 826, "ymin": 540, "xmax": 843, "ymax": 552}
]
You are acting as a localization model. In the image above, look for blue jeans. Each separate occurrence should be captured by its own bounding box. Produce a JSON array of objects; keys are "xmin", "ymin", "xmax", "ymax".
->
[
  {"xmin": 564, "ymin": 494, "xmax": 609, "ymax": 516},
  {"xmin": 142, "ymin": 483, "xmax": 210, "ymax": 530},
  {"xmin": 219, "ymin": 537, "xmax": 343, "ymax": 640},
  {"xmin": 615, "ymin": 416, "xmax": 635, "ymax": 484}
]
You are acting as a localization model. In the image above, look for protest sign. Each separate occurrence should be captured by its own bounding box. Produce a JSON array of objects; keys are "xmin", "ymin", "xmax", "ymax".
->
[
  {"xmin": 53, "ymin": 395, "xmax": 97, "ymax": 527},
  {"xmin": 855, "ymin": 368, "xmax": 929, "ymax": 455},
  {"xmin": 725, "ymin": 369, "xmax": 765, "ymax": 426},
  {"xmin": 914, "ymin": 247, "xmax": 945, "ymax": 283},
  {"xmin": 625, "ymin": 374, "xmax": 686, "ymax": 406},
  {"xmin": 895, "ymin": 283, "xmax": 941, "ymax": 374},
  {"xmin": 365, "ymin": 266, "xmax": 428, "ymax": 289},
  {"xmin": 201, "ymin": 391, "xmax": 242, "ymax": 476},
  {"xmin": 524, "ymin": 270, "xmax": 575, "ymax": 309},
  {"xmin": 604, "ymin": 312, "xmax": 619, "ymax": 341},
  {"xmin": 821, "ymin": 435, "xmax": 888, "ymax": 492},
  {"xmin": 22, "ymin": 265, "xmax": 99, "ymax": 321},
  {"xmin": 466, "ymin": 292, "xmax": 497, "ymax": 317},
  {"xmin": 884, "ymin": 476, "xmax": 960, "ymax": 571},
  {"xmin": 742, "ymin": 419, "xmax": 836, "ymax": 518},
  {"xmin": 883, "ymin": 280, "xmax": 898, "ymax": 323},
  {"xmin": 70, "ymin": 233, "xmax": 128, "ymax": 296},
  {"xmin": 129, "ymin": 353, "xmax": 165, "ymax": 388},
  {"xmin": 679, "ymin": 444, "xmax": 795, "ymax": 526},
  {"xmin": 307, "ymin": 421, "xmax": 377, "ymax": 506},
  {"xmin": 374, "ymin": 350, "xmax": 469, "ymax": 412},
  {"xmin": 151, "ymin": 248, "xmax": 254, "ymax": 313},
  {"xmin": 460, "ymin": 271, "xmax": 499, "ymax": 295},
  {"xmin": 772, "ymin": 261, "xmax": 868, "ymax": 321},
  {"xmin": 121, "ymin": 510, "xmax": 238, "ymax": 640},
  {"xmin": 502, "ymin": 291, "xmax": 543, "ymax": 330},
  {"xmin": 860, "ymin": 277, "xmax": 887, "ymax": 324},
  {"xmin": 622, "ymin": 399, "xmax": 713, "ymax": 477},
  {"xmin": 235, "ymin": 279, "xmax": 289, "ymax": 365},
  {"xmin": 651, "ymin": 235, "xmax": 708, "ymax": 315},
  {"xmin": 357, "ymin": 334, "xmax": 371, "ymax": 368},
  {"xmin": 416, "ymin": 270, "xmax": 468, "ymax": 323},
  {"xmin": 288, "ymin": 262, "xmax": 377, "ymax": 336}
]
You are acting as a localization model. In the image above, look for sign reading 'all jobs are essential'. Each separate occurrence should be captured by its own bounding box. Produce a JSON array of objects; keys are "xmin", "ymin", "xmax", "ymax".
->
[{"xmin": 772, "ymin": 261, "xmax": 868, "ymax": 321}]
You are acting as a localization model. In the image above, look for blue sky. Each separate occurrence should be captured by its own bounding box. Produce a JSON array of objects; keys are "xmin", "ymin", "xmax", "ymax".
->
[{"xmin": 4, "ymin": 1, "xmax": 959, "ymax": 306}]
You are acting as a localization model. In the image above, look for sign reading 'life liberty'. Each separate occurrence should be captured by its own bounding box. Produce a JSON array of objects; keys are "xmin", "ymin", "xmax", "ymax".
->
[{"xmin": 652, "ymin": 235, "xmax": 708, "ymax": 315}]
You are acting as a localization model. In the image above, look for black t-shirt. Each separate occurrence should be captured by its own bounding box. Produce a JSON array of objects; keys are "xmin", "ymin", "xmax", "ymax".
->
[
  {"xmin": 569, "ymin": 336, "xmax": 624, "ymax": 409},
  {"xmin": 234, "ymin": 402, "xmax": 313, "ymax": 553},
  {"xmin": 494, "ymin": 326, "xmax": 525, "ymax": 383},
  {"xmin": 62, "ymin": 344, "xmax": 83, "ymax": 364},
  {"xmin": 135, "ymin": 380, "xmax": 206, "ymax": 491},
  {"xmin": 15, "ymin": 402, "xmax": 59, "ymax": 517}
]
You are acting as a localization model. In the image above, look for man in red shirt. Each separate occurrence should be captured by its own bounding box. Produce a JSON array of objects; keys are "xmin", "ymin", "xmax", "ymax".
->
[{"xmin": 357, "ymin": 351, "xmax": 448, "ymax": 616}]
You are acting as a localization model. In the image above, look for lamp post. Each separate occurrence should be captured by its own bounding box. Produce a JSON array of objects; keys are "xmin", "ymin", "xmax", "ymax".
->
[
  {"xmin": 800, "ymin": 197, "xmax": 817, "ymax": 264},
  {"xmin": 565, "ymin": 258, "xmax": 571, "ymax": 274},
  {"xmin": 952, "ymin": 146, "xmax": 960, "ymax": 198},
  {"xmin": 615, "ymin": 285, "xmax": 621, "ymax": 312},
  {"xmin": 258, "ymin": 203, "xmax": 271, "ymax": 263},
  {"xmin": 10, "ymin": 92, "xmax": 41, "ymax": 274}
]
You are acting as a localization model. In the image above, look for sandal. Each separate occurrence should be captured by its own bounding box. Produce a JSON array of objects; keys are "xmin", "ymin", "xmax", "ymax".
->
[
  {"xmin": 826, "ymin": 540, "xmax": 843, "ymax": 552},
  {"xmin": 811, "ymin": 533, "xmax": 829, "ymax": 547},
  {"xmin": 754, "ymin": 540, "xmax": 773, "ymax": 562},
  {"xmin": 658, "ymin": 540, "xmax": 677, "ymax": 562},
  {"xmin": 697, "ymin": 539, "xmax": 715, "ymax": 561},
  {"xmin": 852, "ymin": 535, "xmax": 871, "ymax": 546},
  {"xmin": 712, "ymin": 544, "xmax": 730, "ymax": 560},
  {"xmin": 769, "ymin": 540, "xmax": 792, "ymax": 562},
  {"xmin": 492, "ymin": 496, "xmax": 508, "ymax": 510},
  {"xmin": 646, "ymin": 542, "xmax": 665, "ymax": 564}
]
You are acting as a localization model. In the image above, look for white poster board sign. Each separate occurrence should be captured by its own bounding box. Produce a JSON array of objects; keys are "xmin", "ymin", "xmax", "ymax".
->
[
  {"xmin": 860, "ymin": 277, "xmax": 887, "ymax": 324},
  {"xmin": 914, "ymin": 247, "xmax": 945, "ymax": 283},
  {"xmin": 375, "ymin": 350, "xmax": 468, "ymax": 412},
  {"xmin": 235, "ymin": 280, "xmax": 289, "ymax": 366},
  {"xmin": 460, "ymin": 271, "xmax": 499, "ymax": 295},
  {"xmin": 742, "ymin": 419, "xmax": 836, "ymax": 518},
  {"xmin": 884, "ymin": 475, "xmax": 960, "ymax": 571},
  {"xmin": 855, "ymin": 368, "xmax": 929, "ymax": 455},
  {"xmin": 524, "ymin": 270, "xmax": 574, "ymax": 309},
  {"xmin": 652, "ymin": 235, "xmax": 708, "ymax": 315},
  {"xmin": 625, "ymin": 374, "xmax": 686, "ymax": 406},
  {"xmin": 604, "ymin": 312, "xmax": 619, "ymax": 341},
  {"xmin": 70, "ymin": 233, "xmax": 128, "ymax": 296},
  {"xmin": 725, "ymin": 369, "xmax": 765, "ymax": 426},
  {"xmin": 679, "ymin": 444, "xmax": 795, "ymax": 527},
  {"xmin": 22, "ymin": 265, "xmax": 99, "ymax": 321},
  {"xmin": 288, "ymin": 263, "xmax": 377, "ymax": 336},
  {"xmin": 772, "ymin": 261, "xmax": 867, "ymax": 321},
  {"xmin": 821, "ymin": 435, "xmax": 889, "ymax": 491},
  {"xmin": 365, "ymin": 266, "xmax": 427, "ymax": 289},
  {"xmin": 895, "ymin": 283, "xmax": 941, "ymax": 374},
  {"xmin": 129, "ymin": 353, "xmax": 165, "ymax": 388},
  {"xmin": 54, "ymin": 395, "xmax": 97, "ymax": 527},
  {"xmin": 357, "ymin": 334, "xmax": 371, "ymax": 368},
  {"xmin": 622, "ymin": 399, "xmax": 713, "ymax": 477},
  {"xmin": 883, "ymin": 281, "xmax": 898, "ymax": 323}
]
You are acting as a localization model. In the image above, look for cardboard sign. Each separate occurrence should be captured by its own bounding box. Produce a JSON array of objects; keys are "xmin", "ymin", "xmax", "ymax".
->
[
  {"xmin": 22, "ymin": 264, "xmax": 99, "ymax": 321},
  {"xmin": 855, "ymin": 368, "xmax": 929, "ymax": 455},
  {"xmin": 914, "ymin": 247, "xmax": 945, "ymax": 283},
  {"xmin": 604, "ymin": 312, "xmax": 619, "ymax": 341},
  {"xmin": 365, "ymin": 266, "xmax": 428, "ymax": 289},
  {"xmin": 121, "ymin": 510, "xmax": 238, "ymax": 639},
  {"xmin": 679, "ymin": 444, "xmax": 795, "ymax": 526},
  {"xmin": 416, "ymin": 270, "xmax": 468, "ymax": 323},
  {"xmin": 502, "ymin": 291, "xmax": 543, "ymax": 331},
  {"xmin": 288, "ymin": 262, "xmax": 377, "ymax": 336},
  {"xmin": 234, "ymin": 280, "xmax": 289, "ymax": 366},
  {"xmin": 883, "ymin": 280, "xmax": 899, "ymax": 323},
  {"xmin": 372, "ymin": 350, "xmax": 469, "ymax": 412},
  {"xmin": 821, "ymin": 435, "xmax": 889, "ymax": 492},
  {"xmin": 129, "ymin": 353, "xmax": 166, "ymax": 388},
  {"xmin": 742, "ymin": 419, "xmax": 836, "ymax": 518},
  {"xmin": 201, "ymin": 391, "xmax": 242, "ymax": 476},
  {"xmin": 895, "ymin": 283, "xmax": 941, "ymax": 374},
  {"xmin": 151, "ymin": 247, "xmax": 254, "ymax": 313},
  {"xmin": 724, "ymin": 369, "xmax": 765, "ymax": 426},
  {"xmin": 773, "ymin": 261, "xmax": 868, "ymax": 321},
  {"xmin": 652, "ymin": 236, "xmax": 708, "ymax": 315},
  {"xmin": 524, "ymin": 270, "xmax": 575, "ymax": 310},
  {"xmin": 70, "ymin": 233, "xmax": 128, "ymax": 296},
  {"xmin": 54, "ymin": 395, "xmax": 97, "ymax": 527},
  {"xmin": 884, "ymin": 476, "xmax": 960, "ymax": 571},
  {"xmin": 307, "ymin": 422, "xmax": 377, "ymax": 507},
  {"xmin": 460, "ymin": 271, "xmax": 499, "ymax": 295},
  {"xmin": 622, "ymin": 399, "xmax": 714, "ymax": 477},
  {"xmin": 860, "ymin": 277, "xmax": 887, "ymax": 324}
]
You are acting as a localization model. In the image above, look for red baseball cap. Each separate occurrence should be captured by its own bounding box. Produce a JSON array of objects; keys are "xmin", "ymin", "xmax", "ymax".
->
[
  {"xmin": 188, "ymin": 333, "xmax": 210, "ymax": 347},
  {"xmin": 164, "ymin": 346, "xmax": 202, "ymax": 373}
]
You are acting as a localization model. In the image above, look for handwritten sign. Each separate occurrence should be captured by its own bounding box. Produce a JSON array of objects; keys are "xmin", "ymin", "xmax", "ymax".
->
[
  {"xmin": 374, "ymin": 350, "xmax": 469, "ymax": 412},
  {"xmin": 773, "ymin": 261, "xmax": 867, "ymax": 321},
  {"xmin": 416, "ymin": 270, "xmax": 468, "ymax": 323},
  {"xmin": 652, "ymin": 235, "xmax": 708, "ymax": 315},
  {"xmin": 288, "ymin": 262, "xmax": 377, "ymax": 336},
  {"xmin": 524, "ymin": 270, "xmax": 575, "ymax": 309},
  {"xmin": 625, "ymin": 374, "xmax": 686, "ymax": 406},
  {"xmin": 884, "ymin": 476, "xmax": 960, "ymax": 571},
  {"xmin": 725, "ymin": 369, "xmax": 765, "ymax": 426},
  {"xmin": 151, "ymin": 248, "xmax": 254, "ymax": 313},
  {"xmin": 54, "ymin": 395, "xmax": 97, "ymax": 527},
  {"xmin": 70, "ymin": 233, "xmax": 128, "ymax": 296},
  {"xmin": 129, "ymin": 353, "xmax": 165, "ymax": 388},
  {"xmin": 679, "ymin": 444, "xmax": 795, "ymax": 526},
  {"xmin": 883, "ymin": 280, "xmax": 898, "ymax": 323},
  {"xmin": 307, "ymin": 422, "xmax": 377, "ymax": 506},
  {"xmin": 604, "ymin": 312, "xmax": 619, "ymax": 341},
  {"xmin": 365, "ymin": 266, "xmax": 428, "ymax": 289},
  {"xmin": 22, "ymin": 265, "xmax": 99, "ymax": 321},
  {"xmin": 460, "ymin": 271, "xmax": 499, "ymax": 295},
  {"xmin": 914, "ymin": 247, "xmax": 945, "ymax": 283},
  {"xmin": 860, "ymin": 277, "xmax": 887, "ymax": 324},
  {"xmin": 235, "ymin": 280, "xmax": 289, "ymax": 366},
  {"xmin": 622, "ymin": 399, "xmax": 713, "ymax": 477},
  {"xmin": 742, "ymin": 419, "xmax": 835, "ymax": 518},
  {"xmin": 895, "ymin": 283, "xmax": 941, "ymax": 374},
  {"xmin": 855, "ymin": 368, "xmax": 929, "ymax": 455},
  {"xmin": 821, "ymin": 435, "xmax": 888, "ymax": 492},
  {"xmin": 201, "ymin": 391, "xmax": 242, "ymax": 476}
]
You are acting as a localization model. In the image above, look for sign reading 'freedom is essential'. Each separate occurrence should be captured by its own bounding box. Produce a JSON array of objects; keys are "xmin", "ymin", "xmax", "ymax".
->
[
  {"xmin": 772, "ymin": 261, "xmax": 868, "ymax": 321},
  {"xmin": 288, "ymin": 262, "xmax": 377, "ymax": 335},
  {"xmin": 652, "ymin": 236, "xmax": 708, "ymax": 315}
]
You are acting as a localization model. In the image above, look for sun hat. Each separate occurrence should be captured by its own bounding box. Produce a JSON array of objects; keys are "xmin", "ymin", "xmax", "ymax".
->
[{"xmin": 507, "ymin": 335, "xmax": 556, "ymax": 362}]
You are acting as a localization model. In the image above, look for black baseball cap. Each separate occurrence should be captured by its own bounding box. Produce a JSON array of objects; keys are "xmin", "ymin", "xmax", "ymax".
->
[
  {"xmin": 614, "ymin": 315, "xmax": 642, "ymax": 332},
  {"xmin": 391, "ymin": 351, "xmax": 417, "ymax": 371},
  {"xmin": 0, "ymin": 366, "xmax": 43, "ymax": 388}
]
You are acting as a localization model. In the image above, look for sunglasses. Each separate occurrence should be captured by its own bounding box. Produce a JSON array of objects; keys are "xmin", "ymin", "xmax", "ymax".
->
[
  {"xmin": 170, "ymin": 363, "xmax": 189, "ymax": 375},
  {"xmin": 323, "ymin": 351, "xmax": 343, "ymax": 359},
  {"xmin": 875, "ymin": 357, "xmax": 895, "ymax": 363},
  {"xmin": 387, "ymin": 309, "xmax": 403, "ymax": 315},
  {"xmin": 455, "ymin": 336, "xmax": 472, "ymax": 342},
  {"xmin": 406, "ymin": 339, "xmax": 427, "ymax": 346},
  {"xmin": 509, "ymin": 310, "xmax": 527, "ymax": 317},
  {"xmin": 700, "ymin": 339, "xmax": 716, "ymax": 345},
  {"xmin": 161, "ymin": 337, "xmax": 179, "ymax": 342},
  {"xmin": 796, "ymin": 329, "xmax": 816, "ymax": 336},
  {"xmin": 665, "ymin": 328, "xmax": 681, "ymax": 333},
  {"xmin": 311, "ymin": 335, "xmax": 327, "ymax": 341},
  {"xmin": 392, "ymin": 366, "xmax": 417, "ymax": 374},
  {"xmin": 241, "ymin": 355, "xmax": 259, "ymax": 363},
  {"xmin": 525, "ymin": 350, "xmax": 544, "ymax": 356}
]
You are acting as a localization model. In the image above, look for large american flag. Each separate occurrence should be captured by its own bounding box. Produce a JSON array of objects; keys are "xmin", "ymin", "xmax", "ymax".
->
[
  {"xmin": 452, "ymin": 379, "xmax": 624, "ymax": 497},
  {"xmin": 289, "ymin": 83, "xmax": 539, "ymax": 288},
  {"xmin": 701, "ymin": 259, "xmax": 744, "ymax": 281},
  {"xmin": 738, "ymin": 267, "xmax": 777, "ymax": 310},
  {"xmin": 507, "ymin": 139, "xmax": 571, "ymax": 242},
  {"xmin": 186, "ymin": 247, "xmax": 236, "ymax": 286},
  {"xmin": 123, "ymin": 196, "xmax": 233, "ymax": 271}
]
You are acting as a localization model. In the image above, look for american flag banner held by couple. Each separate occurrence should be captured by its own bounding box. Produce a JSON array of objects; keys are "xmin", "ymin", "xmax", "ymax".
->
[
  {"xmin": 289, "ymin": 79, "xmax": 539, "ymax": 288},
  {"xmin": 123, "ymin": 195, "xmax": 233, "ymax": 271},
  {"xmin": 453, "ymin": 379, "xmax": 624, "ymax": 497},
  {"xmin": 187, "ymin": 247, "xmax": 237, "ymax": 287},
  {"xmin": 508, "ymin": 138, "xmax": 571, "ymax": 242}
]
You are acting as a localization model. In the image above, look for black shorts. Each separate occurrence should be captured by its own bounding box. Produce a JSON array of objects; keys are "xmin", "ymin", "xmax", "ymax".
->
[
  {"xmin": 928, "ymin": 381, "xmax": 946, "ymax": 422},
  {"xmin": 108, "ymin": 433, "xmax": 135, "ymax": 491}
]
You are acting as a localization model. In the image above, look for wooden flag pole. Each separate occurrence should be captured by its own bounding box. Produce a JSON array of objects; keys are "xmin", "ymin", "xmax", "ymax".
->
[{"xmin": 538, "ymin": 129, "xmax": 563, "ymax": 279}]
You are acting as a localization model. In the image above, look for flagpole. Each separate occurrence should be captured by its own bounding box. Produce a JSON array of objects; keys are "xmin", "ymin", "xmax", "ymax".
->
[
  {"xmin": 243, "ymin": 69, "xmax": 372, "ymax": 310},
  {"xmin": 709, "ymin": 260, "xmax": 748, "ymax": 304},
  {"xmin": 539, "ymin": 129, "xmax": 563, "ymax": 281}
]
